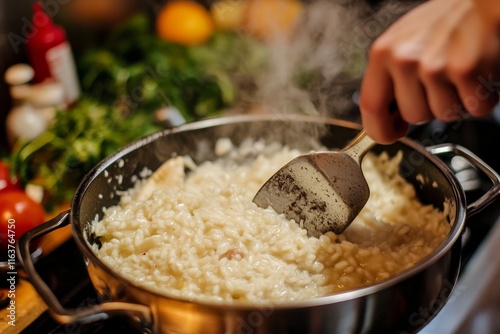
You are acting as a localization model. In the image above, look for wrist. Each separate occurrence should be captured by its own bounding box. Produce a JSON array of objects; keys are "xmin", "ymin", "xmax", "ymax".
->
[
  {"xmin": 474, "ymin": 0, "xmax": 500, "ymax": 23},
  {"xmin": 473, "ymin": 0, "xmax": 500, "ymax": 36}
]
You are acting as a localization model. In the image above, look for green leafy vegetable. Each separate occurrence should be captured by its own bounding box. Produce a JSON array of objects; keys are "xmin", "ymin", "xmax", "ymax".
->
[
  {"xmin": 77, "ymin": 14, "xmax": 267, "ymax": 121},
  {"xmin": 11, "ymin": 99, "xmax": 160, "ymax": 210},
  {"xmin": 9, "ymin": 13, "xmax": 267, "ymax": 210}
]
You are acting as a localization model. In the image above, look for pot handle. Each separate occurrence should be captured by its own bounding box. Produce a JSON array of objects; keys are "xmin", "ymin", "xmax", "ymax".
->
[
  {"xmin": 427, "ymin": 144, "xmax": 500, "ymax": 217},
  {"xmin": 17, "ymin": 211, "xmax": 152, "ymax": 327}
]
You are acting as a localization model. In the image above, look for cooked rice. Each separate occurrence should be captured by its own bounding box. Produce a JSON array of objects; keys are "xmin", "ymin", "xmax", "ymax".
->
[{"xmin": 90, "ymin": 138, "xmax": 450, "ymax": 303}]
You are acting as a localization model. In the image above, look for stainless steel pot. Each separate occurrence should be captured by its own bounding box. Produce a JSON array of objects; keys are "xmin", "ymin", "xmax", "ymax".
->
[{"xmin": 19, "ymin": 114, "xmax": 500, "ymax": 334}]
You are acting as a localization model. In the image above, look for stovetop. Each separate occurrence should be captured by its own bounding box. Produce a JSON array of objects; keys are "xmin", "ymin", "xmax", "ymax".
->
[{"xmin": 16, "ymin": 117, "xmax": 500, "ymax": 334}]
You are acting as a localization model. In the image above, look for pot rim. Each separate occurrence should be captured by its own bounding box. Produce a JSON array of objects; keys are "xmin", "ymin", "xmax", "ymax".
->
[{"xmin": 70, "ymin": 114, "xmax": 466, "ymax": 310}]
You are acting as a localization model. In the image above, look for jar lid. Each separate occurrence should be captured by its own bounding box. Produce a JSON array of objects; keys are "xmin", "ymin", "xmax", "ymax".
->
[
  {"xmin": 29, "ymin": 82, "xmax": 65, "ymax": 108},
  {"xmin": 4, "ymin": 64, "xmax": 35, "ymax": 86},
  {"xmin": 10, "ymin": 84, "xmax": 33, "ymax": 102}
]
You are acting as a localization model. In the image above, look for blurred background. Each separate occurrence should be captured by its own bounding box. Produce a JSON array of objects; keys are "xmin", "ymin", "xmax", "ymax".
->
[
  {"xmin": 0, "ymin": 0, "xmax": 154, "ymax": 148},
  {"xmin": 0, "ymin": 0, "xmax": 422, "ymax": 149}
]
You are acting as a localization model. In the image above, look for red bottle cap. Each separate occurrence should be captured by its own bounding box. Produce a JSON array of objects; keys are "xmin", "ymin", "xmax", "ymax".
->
[{"xmin": 27, "ymin": 2, "xmax": 67, "ymax": 83}]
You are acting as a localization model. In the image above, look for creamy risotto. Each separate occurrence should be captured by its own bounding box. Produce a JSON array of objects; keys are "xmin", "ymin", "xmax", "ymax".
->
[{"xmin": 90, "ymin": 139, "xmax": 451, "ymax": 303}]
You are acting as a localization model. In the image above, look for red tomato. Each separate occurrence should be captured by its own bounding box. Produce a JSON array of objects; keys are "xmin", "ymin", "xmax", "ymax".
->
[
  {"xmin": 0, "ymin": 161, "xmax": 21, "ymax": 193},
  {"xmin": 0, "ymin": 190, "xmax": 45, "ymax": 257}
]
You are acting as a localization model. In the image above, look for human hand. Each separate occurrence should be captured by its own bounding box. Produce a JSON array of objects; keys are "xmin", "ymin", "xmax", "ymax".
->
[{"xmin": 359, "ymin": 0, "xmax": 500, "ymax": 143}]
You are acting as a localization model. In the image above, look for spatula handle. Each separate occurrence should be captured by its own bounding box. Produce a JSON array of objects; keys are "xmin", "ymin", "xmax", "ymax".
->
[{"xmin": 342, "ymin": 130, "xmax": 376, "ymax": 164}]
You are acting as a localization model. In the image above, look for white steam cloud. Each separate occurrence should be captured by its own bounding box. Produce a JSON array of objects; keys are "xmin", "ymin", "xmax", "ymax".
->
[{"xmin": 246, "ymin": 0, "xmax": 422, "ymax": 121}]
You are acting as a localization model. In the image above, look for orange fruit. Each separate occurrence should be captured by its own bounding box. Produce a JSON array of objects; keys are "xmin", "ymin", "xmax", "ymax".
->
[
  {"xmin": 156, "ymin": 0, "xmax": 215, "ymax": 46},
  {"xmin": 241, "ymin": 0, "xmax": 303, "ymax": 41}
]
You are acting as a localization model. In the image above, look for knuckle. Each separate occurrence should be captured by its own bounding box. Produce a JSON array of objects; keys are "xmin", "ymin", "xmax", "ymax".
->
[
  {"xmin": 392, "ymin": 53, "xmax": 418, "ymax": 72},
  {"xmin": 368, "ymin": 37, "xmax": 392, "ymax": 61},
  {"xmin": 370, "ymin": 37, "xmax": 390, "ymax": 53},
  {"xmin": 418, "ymin": 60, "xmax": 445, "ymax": 83},
  {"xmin": 447, "ymin": 62, "xmax": 477, "ymax": 84}
]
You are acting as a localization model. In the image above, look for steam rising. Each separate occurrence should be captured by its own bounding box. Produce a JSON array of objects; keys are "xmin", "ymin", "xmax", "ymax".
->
[{"xmin": 244, "ymin": 0, "xmax": 421, "ymax": 121}]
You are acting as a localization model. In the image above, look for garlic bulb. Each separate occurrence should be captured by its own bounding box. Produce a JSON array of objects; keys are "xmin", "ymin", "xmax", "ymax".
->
[{"xmin": 6, "ymin": 104, "xmax": 48, "ymax": 146}]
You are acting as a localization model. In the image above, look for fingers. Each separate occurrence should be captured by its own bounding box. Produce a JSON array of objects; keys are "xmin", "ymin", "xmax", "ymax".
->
[
  {"xmin": 447, "ymin": 18, "xmax": 500, "ymax": 118},
  {"xmin": 419, "ymin": 70, "xmax": 465, "ymax": 121},
  {"xmin": 358, "ymin": 0, "xmax": 500, "ymax": 144},
  {"xmin": 359, "ymin": 47, "xmax": 409, "ymax": 144},
  {"xmin": 451, "ymin": 71, "xmax": 500, "ymax": 117},
  {"xmin": 391, "ymin": 57, "xmax": 434, "ymax": 124},
  {"xmin": 419, "ymin": 67, "xmax": 499, "ymax": 121},
  {"xmin": 361, "ymin": 43, "xmax": 500, "ymax": 144},
  {"xmin": 420, "ymin": 44, "xmax": 500, "ymax": 121}
]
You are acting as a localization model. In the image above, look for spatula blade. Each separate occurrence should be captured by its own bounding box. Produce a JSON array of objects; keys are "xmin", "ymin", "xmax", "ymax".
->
[{"xmin": 253, "ymin": 152, "xmax": 370, "ymax": 237}]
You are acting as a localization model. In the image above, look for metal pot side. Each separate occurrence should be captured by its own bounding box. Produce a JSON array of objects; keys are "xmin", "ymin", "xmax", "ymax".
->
[{"xmin": 70, "ymin": 114, "xmax": 468, "ymax": 334}]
